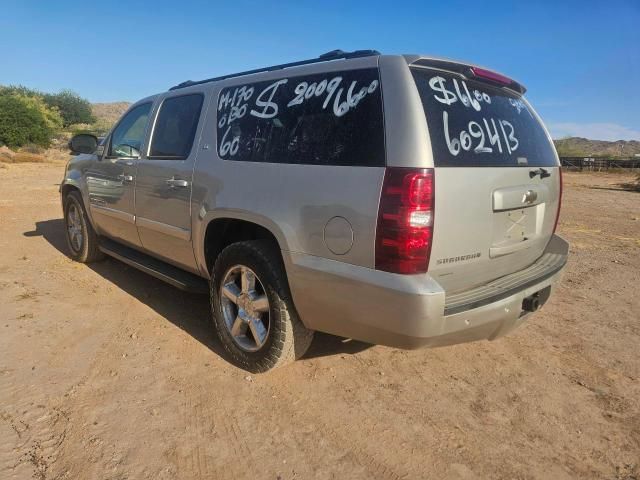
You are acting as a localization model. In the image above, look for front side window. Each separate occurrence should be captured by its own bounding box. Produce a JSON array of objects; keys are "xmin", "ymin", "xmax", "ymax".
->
[
  {"xmin": 108, "ymin": 103, "xmax": 152, "ymax": 158},
  {"xmin": 216, "ymin": 68, "xmax": 385, "ymax": 167},
  {"xmin": 149, "ymin": 94, "xmax": 204, "ymax": 159}
]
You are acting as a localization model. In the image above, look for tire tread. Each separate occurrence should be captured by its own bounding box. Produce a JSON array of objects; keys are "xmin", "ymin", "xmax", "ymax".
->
[
  {"xmin": 64, "ymin": 191, "xmax": 104, "ymax": 263},
  {"xmin": 210, "ymin": 240, "xmax": 313, "ymax": 372}
]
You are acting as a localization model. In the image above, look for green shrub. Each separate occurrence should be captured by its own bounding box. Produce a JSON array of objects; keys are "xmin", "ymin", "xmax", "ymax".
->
[
  {"xmin": 43, "ymin": 89, "xmax": 95, "ymax": 127},
  {"xmin": 0, "ymin": 85, "xmax": 41, "ymax": 98},
  {"xmin": 0, "ymin": 90, "xmax": 63, "ymax": 148}
]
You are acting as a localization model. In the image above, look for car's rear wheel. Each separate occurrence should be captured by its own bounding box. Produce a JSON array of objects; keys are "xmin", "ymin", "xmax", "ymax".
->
[
  {"xmin": 211, "ymin": 240, "xmax": 313, "ymax": 372},
  {"xmin": 63, "ymin": 191, "xmax": 103, "ymax": 263}
]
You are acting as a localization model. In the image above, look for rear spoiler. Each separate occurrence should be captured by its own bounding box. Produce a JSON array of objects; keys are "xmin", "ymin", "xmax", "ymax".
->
[{"xmin": 406, "ymin": 57, "xmax": 527, "ymax": 95}]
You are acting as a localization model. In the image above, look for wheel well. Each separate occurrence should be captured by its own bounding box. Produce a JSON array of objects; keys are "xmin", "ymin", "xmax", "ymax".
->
[
  {"xmin": 61, "ymin": 184, "xmax": 79, "ymax": 201},
  {"xmin": 204, "ymin": 218, "xmax": 280, "ymax": 273}
]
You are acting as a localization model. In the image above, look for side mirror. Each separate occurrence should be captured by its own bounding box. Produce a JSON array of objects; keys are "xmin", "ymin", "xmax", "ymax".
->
[{"xmin": 69, "ymin": 134, "xmax": 98, "ymax": 155}]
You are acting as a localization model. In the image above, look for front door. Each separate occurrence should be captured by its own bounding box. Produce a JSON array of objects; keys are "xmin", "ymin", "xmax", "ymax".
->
[
  {"xmin": 134, "ymin": 92, "xmax": 206, "ymax": 271},
  {"xmin": 87, "ymin": 102, "xmax": 153, "ymax": 247}
]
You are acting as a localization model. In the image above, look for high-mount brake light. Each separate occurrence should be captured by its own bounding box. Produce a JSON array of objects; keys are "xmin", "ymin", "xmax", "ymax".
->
[
  {"xmin": 375, "ymin": 168, "xmax": 435, "ymax": 275},
  {"xmin": 470, "ymin": 67, "xmax": 512, "ymax": 86}
]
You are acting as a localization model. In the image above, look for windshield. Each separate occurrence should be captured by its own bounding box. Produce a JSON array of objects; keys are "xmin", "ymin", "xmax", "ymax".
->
[{"xmin": 411, "ymin": 67, "xmax": 558, "ymax": 167}]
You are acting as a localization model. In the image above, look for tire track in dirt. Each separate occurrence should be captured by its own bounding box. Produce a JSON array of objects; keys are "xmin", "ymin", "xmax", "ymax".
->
[
  {"xmin": 0, "ymin": 286, "xmax": 97, "ymax": 479},
  {"xmin": 0, "ymin": 293, "xmax": 136, "ymax": 479},
  {"xmin": 0, "ymin": 375, "xmax": 78, "ymax": 480},
  {"xmin": 260, "ymin": 364, "xmax": 417, "ymax": 480},
  {"xmin": 164, "ymin": 362, "xmax": 263, "ymax": 478},
  {"xmin": 172, "ymin": 392, "xmax": 221, "ymax": 479},
  {"xmin": 43, "ymin": 303, "xmax": 142, "ymax": 479}
]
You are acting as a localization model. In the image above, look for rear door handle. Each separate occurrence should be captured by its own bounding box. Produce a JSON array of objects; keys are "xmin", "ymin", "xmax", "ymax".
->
[{"xmin": 166, "ymin": 177, "xmax": 189, "ymax": 188}]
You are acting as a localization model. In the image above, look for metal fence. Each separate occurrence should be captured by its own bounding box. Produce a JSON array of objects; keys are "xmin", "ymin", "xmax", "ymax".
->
[{"xmin": 560, "ymin": 157, "xmax": 640, "ymax": 171}]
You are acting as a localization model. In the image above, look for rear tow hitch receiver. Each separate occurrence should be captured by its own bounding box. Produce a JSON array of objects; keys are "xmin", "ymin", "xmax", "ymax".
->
[{"xmin": 522, "ymin": 294, "xmax": 541, "ymax": 312}]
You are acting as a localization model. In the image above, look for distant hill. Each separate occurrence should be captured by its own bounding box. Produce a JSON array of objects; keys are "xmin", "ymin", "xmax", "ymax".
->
[
  {"xmin": 91, "ymin": 102, "xmax": 131, "ymax": 131},
  {"xmin": 553, "ymin": 137, "xmax": 640, "ymax": 158}
]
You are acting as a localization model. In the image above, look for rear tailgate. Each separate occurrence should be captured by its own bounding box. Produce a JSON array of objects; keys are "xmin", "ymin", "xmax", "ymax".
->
[{"xmin": 410, "ymin": 63, "xmax": 561, "ymax": 294}]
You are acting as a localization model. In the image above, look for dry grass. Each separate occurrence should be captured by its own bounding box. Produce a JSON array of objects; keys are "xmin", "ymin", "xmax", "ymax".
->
[
  {"xmin": 0, "ymin": 145, "xmax": 68, "ymax": 164},
  {"xmin": 11, "ymin": 152, "xmax": 48, "ymax": 163},
  {"xmin": 0, "ymin": 150, "xmax": 48, "ymax": 163},
  {"xmin": 15, "ymin": 289, "xmax": 38, "ymax": 301}
]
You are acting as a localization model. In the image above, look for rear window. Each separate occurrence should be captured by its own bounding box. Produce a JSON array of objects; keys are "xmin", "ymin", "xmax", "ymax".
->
[
  {"xmin": 216, "ymin": 68, "xmax": 385, "ymax": 167},
  {"xmin": 411, "ymin": 68, "xmax": 557, "ymax": 167}
]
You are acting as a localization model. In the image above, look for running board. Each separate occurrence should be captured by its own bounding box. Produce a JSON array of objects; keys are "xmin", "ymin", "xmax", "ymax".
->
[{"xmin": 98, "ymin": 238, "xmax": 209, "ymax": 294}]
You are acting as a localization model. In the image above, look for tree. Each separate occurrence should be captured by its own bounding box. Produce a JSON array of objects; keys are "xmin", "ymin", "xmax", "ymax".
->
[
  {"xmin": 43, "ymin": 89, "xmax": 95, "ymax": 126},
  {"xmin": 0, "ymin": 89, "xmax": 63, "ymax": 148}
]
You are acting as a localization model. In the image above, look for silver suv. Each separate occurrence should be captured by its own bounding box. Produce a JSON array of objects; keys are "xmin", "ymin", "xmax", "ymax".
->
[{"xmin": 62, "ymin": 50, "xmax": 568, "ymax": 372}]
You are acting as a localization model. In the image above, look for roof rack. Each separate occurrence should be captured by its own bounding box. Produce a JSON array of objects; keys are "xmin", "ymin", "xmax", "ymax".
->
[{"xmin": 169, "ymin": 49, "xmax": 381, "ymax": 91}]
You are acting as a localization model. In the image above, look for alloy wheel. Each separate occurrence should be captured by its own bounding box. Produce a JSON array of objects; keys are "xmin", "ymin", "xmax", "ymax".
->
[
  {"xmin": 219, "ymin": 265, "xmax": 271, "ymax": 352},
  {"xmin": 67, "ymin": 203, "xmax": 83, "ymax": 252}
]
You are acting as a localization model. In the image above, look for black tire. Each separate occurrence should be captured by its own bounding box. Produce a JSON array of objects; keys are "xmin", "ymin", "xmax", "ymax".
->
[
  {"xmin": 210, "ymin": 240, "xmax": 314, "ymax": 373},
  {"xmin": 63, "ymin": 190, "xmax": 104, "ymax": 263}
]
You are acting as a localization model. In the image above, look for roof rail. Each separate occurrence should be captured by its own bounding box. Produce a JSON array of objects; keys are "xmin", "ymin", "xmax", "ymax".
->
[{"xmin": 169, "ymin": 49, "xmax": 381, "ymax": 91}]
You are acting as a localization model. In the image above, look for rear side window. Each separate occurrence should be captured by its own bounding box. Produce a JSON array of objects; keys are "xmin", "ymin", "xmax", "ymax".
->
[
  {"xmin": 411, "ymin": 68, "xmax": 557, "ymax": 167},
  {"xmin": 149, "ymin": 94, "xmax": 204, "ymax": 159},
  {"xmin": 216, "ymin": 68, "xmax": 385, "ymax": 167}
]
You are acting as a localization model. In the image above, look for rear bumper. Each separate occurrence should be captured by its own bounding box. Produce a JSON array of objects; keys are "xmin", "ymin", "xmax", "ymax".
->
[{"xmin": 285, "ymin": 234, "xmax": 568, "ymax": 349}]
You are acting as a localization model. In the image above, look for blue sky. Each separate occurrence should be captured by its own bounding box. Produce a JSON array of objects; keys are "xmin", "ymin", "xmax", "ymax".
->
[{"xmin": 1, "ymin": 0, "xmax": 638, "ymax": 140}]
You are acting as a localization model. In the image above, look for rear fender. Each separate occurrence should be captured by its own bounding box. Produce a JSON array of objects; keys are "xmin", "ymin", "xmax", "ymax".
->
[{"xmin": 193, "ymin": 208, "xmax": 293, "ymax": 279}]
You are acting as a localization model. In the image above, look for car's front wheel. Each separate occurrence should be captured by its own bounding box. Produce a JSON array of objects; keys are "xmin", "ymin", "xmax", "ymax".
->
[
  {"xmin": 210, "ymin": 240, "xmax": 314, "ymax": 372},
  {"xmin": 63, "ymin": 190, "xmax": 103, "ymax": 263}
]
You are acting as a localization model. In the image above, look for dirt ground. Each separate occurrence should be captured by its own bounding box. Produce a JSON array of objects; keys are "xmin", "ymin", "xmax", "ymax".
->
[{"xmin": 1, "ymin": 163, "xmax": 639, "ymax": 480}]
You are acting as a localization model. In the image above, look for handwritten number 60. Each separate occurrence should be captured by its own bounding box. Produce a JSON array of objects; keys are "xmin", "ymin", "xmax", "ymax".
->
[{"xmin": 220, "ymin": 126, "xmax": 239, "ymax": 157}]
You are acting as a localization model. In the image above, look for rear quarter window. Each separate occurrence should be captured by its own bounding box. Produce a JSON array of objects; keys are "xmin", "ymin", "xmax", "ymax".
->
[
  {"xmin": 216, "ymin": 68, "xmax": 385, "ymax": 167},
  {"xmin": 411, "ymin": 68, "xmax": 557, "ymax": 167}
]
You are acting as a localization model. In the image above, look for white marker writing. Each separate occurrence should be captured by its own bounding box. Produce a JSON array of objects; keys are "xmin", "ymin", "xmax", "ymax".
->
[
  {"xmin": 429, "ymin": 76, "xmax": 458, "ymax": 105},
  {"xmin": 251, "ymin": 79, "xmax": 289, "ymax": 119},
  {"xmin": 500, "ymin": 120, "xmax": 519, "ymax": 152},
  {"xmin": 483, "ymin": 118, "xmax": 503, "ymax": 153},
  {"xmin": 429, "ymin": 75, "xmax": 491, "ymax": 110},
  {"xmin": 442, "ymin": 111, "xmax": 518, "ymax": 157},
  {"xmin": 219, "ymin": 125, "xmax": 239, "ymax": 156}
]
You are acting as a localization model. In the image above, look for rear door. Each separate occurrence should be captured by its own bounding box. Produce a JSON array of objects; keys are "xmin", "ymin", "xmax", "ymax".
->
[
  {"xmin": 134, "ymin": 92, "xmax": 206, "ymax": 271},
  {"xmin": 410, "ymin": 65, "xmax": 561, "ymax": 293}
]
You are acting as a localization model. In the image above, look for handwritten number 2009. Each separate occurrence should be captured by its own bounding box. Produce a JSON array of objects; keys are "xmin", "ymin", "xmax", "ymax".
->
[{"xmin": 287, "ymin": 78, "xmax": 336, "ymax": 107}]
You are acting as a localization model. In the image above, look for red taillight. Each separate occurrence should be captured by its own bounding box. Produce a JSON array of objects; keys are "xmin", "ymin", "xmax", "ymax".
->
[
  {"xmin": 470, "ymin": 67, "xmax": 512, "ymax": 86},
  {"xmin": 375, "ymin": 168, "xmax": 434, "ymax": 274},
  {"xmin": 552, "ymin": 168, "xmax": 563, "ymax": 234}
]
